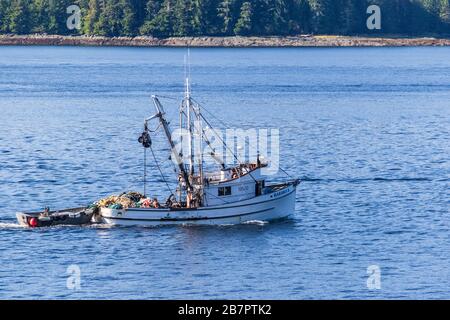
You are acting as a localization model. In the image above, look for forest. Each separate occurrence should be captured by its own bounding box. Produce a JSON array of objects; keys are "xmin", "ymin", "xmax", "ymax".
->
[{"xmin": 0, "ymin": 0, "xmax": 449, "ymax": 37}]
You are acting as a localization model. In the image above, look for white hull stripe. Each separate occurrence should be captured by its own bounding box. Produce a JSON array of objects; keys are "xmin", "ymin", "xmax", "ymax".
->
[{"xmin": 104, "ymin": 207, "xmax": 276, "ymax": 222}]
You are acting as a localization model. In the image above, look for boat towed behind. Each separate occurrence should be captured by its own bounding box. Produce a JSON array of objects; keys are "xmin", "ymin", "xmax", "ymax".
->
[{"xmin": 16, "ymin": 207, "xmax": 97, "ymax": 228}]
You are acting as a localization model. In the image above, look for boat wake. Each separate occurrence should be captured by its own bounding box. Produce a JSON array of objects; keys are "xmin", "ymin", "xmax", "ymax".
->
[
  {"xmin": 243, "ymin": 220, "xmax": 269, "ymax": 226},
  {"xmin": 0, "ymin": 221, "xmax": 23, "ymax": 229},
  {"xmin": 0, "ymin": 219, "xmax": 113, "ymax": 230}
]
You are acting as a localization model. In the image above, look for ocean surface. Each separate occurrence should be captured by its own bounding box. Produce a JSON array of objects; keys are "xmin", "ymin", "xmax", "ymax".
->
[{"xmin": 0, "ymin": 46, "xmax": 449, "ymax": 299}]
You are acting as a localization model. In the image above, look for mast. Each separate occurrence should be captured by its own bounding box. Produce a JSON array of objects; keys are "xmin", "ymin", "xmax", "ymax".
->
[
  {"xmin": 185, "ymin": 76, "xmax": 194, "ymax": 177},
  {"xmin": 146, "ymin": 51, "xmax": 203, "ymax": 208},
  {"xmin": 179, "ymin": 96, "xmax": 183, "ymax": 202},
  {"xmin": 184, "ymin": 58, "xmax": 196, "ymax": 208},
  {"xmin": 194, "ymin": 101, "xmax": 204, "ymax": 206},
  {"xmin": 183, "ymin": 50, "xmax": 205, "ymax": 206},
  {"xmin": 151, "ymin": 96, "xmax": 192, "ymax": 194}
]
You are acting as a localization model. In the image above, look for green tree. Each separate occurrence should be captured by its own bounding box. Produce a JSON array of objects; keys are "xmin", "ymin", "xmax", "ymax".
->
[
  {"xmin": 0, "ymin": 0, "xmax": 449, "ymax": 37},
  {"xmin": 93, "ymin": 0, "xmax": 124, "ymax": 36},
  {"xmin": 272, "ymin": 0, "xmax": 292, "ymax": 34},
  {"xmin": 121, "ymin": 0, "xmax": 138, "ymax": 36},
  {"xmin": 256, "ymin": 0, "xmax": 292, "ymax": 35},
  {"xmin": 218, "ymin": 0, "xmax": 238, "ymax": 35},
  {"xmin": 234, "ymin": 1, "xmax": 252, "ymax": 35},
  {"xmin": 440, "ymin": 0, "xmax": 450, "ymax": 22},
  {"xmin": 0, "ymin": 0, "xmax": 9, "ymax": 33},
  {"xmin": 7, "ymin": 0, "xmax": 31, "ymax": 34},
  {"xmin": 30, "ymin": 0, "xmax": 48, "ymax": 33},
  {"xmin": 423, "ymin": 0, "xmax": 442, "ymax": 30},
  {"xmin": 199, "ymin": 0, "xmax": 221, "ymax": 35},
  {"xmin": 338, "ymin": 0, "xmax": 367, "ymax": 34},
  {"xmin": 139, "ymin": 0, "xmax": 163, "ymax": 35},
  {"xmin": 83, "ymin": 0, "xmax": 100, "ymax": 34},
  {"xmin": 48, "ymin": 0, "xmax": 74, "ymax": 34},
  {"xmin": 92, "ymin": 0, "xmax": 109, "ymax": 36},
  {"xmin": 143, "ymin": 0, "xmax": 175, "ymax": 37},
  {"xmin": 172, "ymin": 0, "xmax": 202, "ymax": 36},
  {"xmin": 309, "ymin": 0, "xmax": 341, "ymax": 33},
  {"xmin": 369, "ymin": 0, "xmax": 424, "ymax": 35},
  {"xmin": 289, "ymin": 0, "xmax": 312, "ymax": 34}
]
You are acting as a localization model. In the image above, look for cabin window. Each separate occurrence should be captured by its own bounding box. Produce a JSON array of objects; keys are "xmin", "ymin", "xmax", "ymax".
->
[
  {"xmin": 218, "ymin": 186, "xmax": 232, "ymax": 196},
  {"xmin": 256, "ymin": 181, "xmax": 264, "ymax": 196}
]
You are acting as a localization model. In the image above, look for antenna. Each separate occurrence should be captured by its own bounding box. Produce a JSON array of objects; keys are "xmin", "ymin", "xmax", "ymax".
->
[
  {"xmin": 184, "ymin": 48, "xmax": 191, "ymax": 99},
  {"xmin": 188, "ymin": 47, "xmax": 191, "ymax": 83}
]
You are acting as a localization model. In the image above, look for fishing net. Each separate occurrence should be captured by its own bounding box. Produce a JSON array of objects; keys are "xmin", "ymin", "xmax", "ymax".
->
[{"xmin": 94, "ymin": 191, "xmax": 152, "ymax": 209}]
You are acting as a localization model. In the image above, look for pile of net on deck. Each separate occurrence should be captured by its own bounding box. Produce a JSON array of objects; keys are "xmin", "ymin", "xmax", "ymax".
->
[{"xmin": 94, "ymin": 191, "xmax": 159, "ymax": 209}]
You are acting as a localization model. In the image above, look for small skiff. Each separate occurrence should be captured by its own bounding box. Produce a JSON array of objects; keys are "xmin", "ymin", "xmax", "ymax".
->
[{"xmin": 16, "ymin": 207, "xmax": 97, "ymax": 228}]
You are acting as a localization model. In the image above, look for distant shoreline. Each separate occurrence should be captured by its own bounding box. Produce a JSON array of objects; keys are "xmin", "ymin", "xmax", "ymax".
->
[{"xmin": 1, "ymin": 34, "xmax": 450, "ymax": 47}]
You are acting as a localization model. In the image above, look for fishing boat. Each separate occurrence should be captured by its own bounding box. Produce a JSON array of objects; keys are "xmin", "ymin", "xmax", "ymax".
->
[{"xmin": 100, "ymin": 76, "xmax": 299, "ymax": 226}]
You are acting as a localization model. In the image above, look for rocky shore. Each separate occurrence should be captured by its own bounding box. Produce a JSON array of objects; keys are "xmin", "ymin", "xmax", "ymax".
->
[{"xmin": 0, "ymin": 34, "xmax": 450, "ymax": 47}]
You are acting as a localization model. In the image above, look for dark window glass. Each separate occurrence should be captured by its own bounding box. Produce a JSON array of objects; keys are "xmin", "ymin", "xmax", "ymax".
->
[{"xmin": 218, "ymin": 186, "xmax": 232, "ymax": 196}]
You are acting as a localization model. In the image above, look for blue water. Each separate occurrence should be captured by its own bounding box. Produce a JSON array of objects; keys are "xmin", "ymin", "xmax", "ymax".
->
[{"xmin": 0, "ymin": 46, "xmax": 449, "ymax": 299}]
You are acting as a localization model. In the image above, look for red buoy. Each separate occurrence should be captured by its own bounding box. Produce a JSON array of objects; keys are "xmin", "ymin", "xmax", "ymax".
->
[{"xmin": 29, "ymin": 217, "xmax": 38, "ymax": 228}]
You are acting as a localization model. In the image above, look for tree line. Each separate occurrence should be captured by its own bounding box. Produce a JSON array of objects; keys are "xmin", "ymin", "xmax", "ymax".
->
[{"xmin": 0, "ymin": 0, "xmax": 449, "ymax": 37}]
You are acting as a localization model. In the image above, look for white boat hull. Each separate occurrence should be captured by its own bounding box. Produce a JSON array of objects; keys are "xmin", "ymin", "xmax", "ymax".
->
[{"xmin": 100, "ymin": 183, "xmax": 297, "ymax": 226}]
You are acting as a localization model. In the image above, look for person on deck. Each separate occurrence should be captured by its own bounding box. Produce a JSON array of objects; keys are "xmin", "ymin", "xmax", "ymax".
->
[{"xmin": 152, "ymin": 198, "xmax": 160, "ymax": 208}]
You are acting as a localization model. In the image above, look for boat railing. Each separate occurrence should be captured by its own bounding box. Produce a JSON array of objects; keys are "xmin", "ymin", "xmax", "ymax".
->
[{"xmin": 264, "ymin": 179, "xmax": 300, "ymax": 194}]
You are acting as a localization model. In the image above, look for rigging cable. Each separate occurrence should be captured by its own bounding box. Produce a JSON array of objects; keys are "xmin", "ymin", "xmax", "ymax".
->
[
  {"xmin": 193, "ymin": 97, "xmax": 295, "ymax": 181},
  {"xmin": 154, "ymin": 95, "xmax": 178, "ymax": 101},
  {"xmin": 140, "ymin": 119, "xmax": 173, "ymax": 198},
  {"xmin": 199, "ymin": 112, "xmax": 258, "ymax": 184},
  {"xmin": 279, "ymin": 166, "xmax": 294, "ymax": 180},
  {"xmin": 191, "ymin": 99, "xmax": 258, "ymax": 179},
  {"xmin": 144, "ymin": 147, "xmax": 147, "ymax": 197},
  {"xmin": 149, "ymin": 144, "xmax": 175, "ymax": 198}
]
